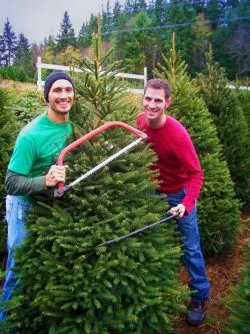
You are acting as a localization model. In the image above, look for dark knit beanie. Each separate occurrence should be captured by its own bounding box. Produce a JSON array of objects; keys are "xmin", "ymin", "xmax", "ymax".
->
[{"xmin": 44, "ymin": 71, "xmax": 74, "ymax": 102}]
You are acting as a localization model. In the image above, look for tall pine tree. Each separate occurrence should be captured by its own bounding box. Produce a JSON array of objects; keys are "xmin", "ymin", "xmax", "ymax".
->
[
  {"xmin": 56, "ymin": 11, "xmax": 77, "ymax": 53},
  {"xmin": 2, "ymin": 25, "xmax": 187, "ymax": 333},
  {"xmin": 1, "ymin": 18, "xmax": 17, "ymax": 66},
  {"xmin": 14, "ymin": 33, "xmax": 33, "ymax": 79},
  {"xmin": 154, "ymin": 34, "xmax": 241, "ymax": 256},
  {"xmin": 196, "ymin": 48, "xmax": 250, "ymax": 201}
]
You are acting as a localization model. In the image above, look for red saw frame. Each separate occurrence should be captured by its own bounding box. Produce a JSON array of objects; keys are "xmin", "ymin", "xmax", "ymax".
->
[{"xmin": 54, "ymin": 121, "xmax": 147, "ymax": 198}]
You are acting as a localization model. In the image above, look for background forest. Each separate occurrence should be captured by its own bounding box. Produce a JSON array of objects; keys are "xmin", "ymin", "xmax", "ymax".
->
[
  {"xmin": 0, "ymin": 0, "xmax": 250, "ymax": 82},
  {"xmin": 0, "ymin": 0, "xmax": 250, "ymax": 332}
]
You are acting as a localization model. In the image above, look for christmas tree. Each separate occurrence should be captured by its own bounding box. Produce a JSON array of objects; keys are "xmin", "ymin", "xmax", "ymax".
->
[
  {"xmin": 195, "ymin": 48, "xmax": 250, "ymax": 202},
  {"xmin": 0, "ymin": 89, "xmax": 17, "ymax": 266},
  {"xmin": 224, "ymin": 239, "xmax": 250, "ymax": 333},
  {"xmin": 235, "ymin": 88, "xmax": 250, "ymax": 139},
  {"xmin": 2, "ymin": 26, "xmax": 188, "ymax": 333},
  {"xmin": 154, "ymin": 34, "xmax": 241, "ymax": 256}
]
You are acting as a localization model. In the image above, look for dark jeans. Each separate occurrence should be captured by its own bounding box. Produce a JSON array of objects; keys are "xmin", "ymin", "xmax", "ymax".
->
[{"xmin": 166, "ymin": 189, "xmax": 210, "ymax": 302}]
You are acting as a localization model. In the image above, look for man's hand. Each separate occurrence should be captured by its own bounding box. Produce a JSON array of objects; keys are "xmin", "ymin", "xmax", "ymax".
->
[
  {"xmin": 45, "ymin": 165, "xmax": 68, "ymax": 188},
  {"xmin": 169, "ymin": 204, "xmax": 186, "ymax": 218}
]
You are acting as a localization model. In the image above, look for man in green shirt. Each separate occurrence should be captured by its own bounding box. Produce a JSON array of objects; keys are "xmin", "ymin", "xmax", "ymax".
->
[{"xmin": 0, "ymin": 71, "xmax": 75, "ymax": 320}]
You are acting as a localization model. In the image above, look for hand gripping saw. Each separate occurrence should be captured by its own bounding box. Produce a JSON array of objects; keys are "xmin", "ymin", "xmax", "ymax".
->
[{"xmin": 54, "ymin": 121, "xmax": 148, "ymax": 198}]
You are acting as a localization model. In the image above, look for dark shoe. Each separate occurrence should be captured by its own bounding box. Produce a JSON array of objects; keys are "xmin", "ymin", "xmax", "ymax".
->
[{"xmin": 187, "ymin": 301, "xmax": 205, "ymax": 326}]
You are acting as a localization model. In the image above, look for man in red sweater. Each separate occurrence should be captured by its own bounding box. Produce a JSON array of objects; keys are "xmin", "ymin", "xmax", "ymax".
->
[{"xmin": 137, "ymin": 78, "xmax": 210, "ymax": 326}]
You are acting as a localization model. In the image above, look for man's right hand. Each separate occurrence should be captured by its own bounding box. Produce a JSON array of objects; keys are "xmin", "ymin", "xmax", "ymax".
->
[
  {"xmin": 45, "ymin": 165, "xmax": 68, "ymax": 188},
  {"xmin": 169, "ymin": 204, "xmax": 186, "ymax": 218}
]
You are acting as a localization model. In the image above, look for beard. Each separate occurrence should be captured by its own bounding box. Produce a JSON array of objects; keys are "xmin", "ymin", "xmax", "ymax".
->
[{"xmin": 54, "ymin": 109, "xmax": 70, "ymax": 115}]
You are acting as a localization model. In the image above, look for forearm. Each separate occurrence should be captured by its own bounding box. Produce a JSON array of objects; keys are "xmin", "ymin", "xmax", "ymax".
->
[
  {"xmin": 5, "ymin": 170, "xmax": 47, "ymax": 195},
  {"xmin": 182, "ymin": 170, "xmax": 204, "ymax": 214}
]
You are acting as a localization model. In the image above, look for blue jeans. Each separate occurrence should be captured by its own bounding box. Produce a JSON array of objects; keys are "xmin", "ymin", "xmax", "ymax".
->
[
  {"xmin": 166, "ymin": 189, "xmax": 210, "ymax": 302},
  {"xmin": 0, "ymin": 195, "xmax": 32, "ymax": 320}
]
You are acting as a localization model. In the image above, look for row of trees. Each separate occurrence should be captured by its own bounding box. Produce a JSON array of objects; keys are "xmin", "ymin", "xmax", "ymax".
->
[
  {"xmin": 1, "ymin": 0, "xmax": 250, "ymax": 81},
  {"xmin": 0, "ymin": 24, "xmax": 250, "ymax": 330}
]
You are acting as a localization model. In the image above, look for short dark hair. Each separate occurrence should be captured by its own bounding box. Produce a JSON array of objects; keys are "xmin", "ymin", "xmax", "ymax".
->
[{"xmin": 144, "ymin": 78, "xmax": 171, "ymax": 100}]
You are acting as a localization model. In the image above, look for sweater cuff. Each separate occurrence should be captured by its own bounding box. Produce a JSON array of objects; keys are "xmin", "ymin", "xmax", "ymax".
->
[{"xmin": 32, "ymin": 176, "xmax": 47, "ymax": 192}]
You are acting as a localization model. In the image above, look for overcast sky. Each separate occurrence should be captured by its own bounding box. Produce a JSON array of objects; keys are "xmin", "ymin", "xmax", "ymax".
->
[{"xmin": 0, "ymin": 0, "xmax": 126, "ymax": 44}]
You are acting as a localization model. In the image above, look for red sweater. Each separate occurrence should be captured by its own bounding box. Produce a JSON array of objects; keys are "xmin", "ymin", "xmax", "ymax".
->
[{"xmin": 136, "ymin": 113, "xmax": 204, "ymax": 214}]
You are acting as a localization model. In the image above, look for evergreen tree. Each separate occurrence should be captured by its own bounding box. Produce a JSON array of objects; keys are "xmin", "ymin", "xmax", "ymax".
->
[
  {"xmin": 14, "ymin": 33, "xmax": 30, "ymax": 65},
  {"xmin": 2, "ymin": 25, "xmax": 187, "ymax": 333},
  {"xmin": 191, "ymin": 14, "xmax": 212, "ymax": 73},
  {"xmin": 164, "ymin": 2, "xmax": 196, "ymax": 75},
  {"xmin": 43, "ymin": 35, "xmax": 56, "ymax": 54},
  {"xmin": 14, "ymin": 33, "xmax": 33, "ymax": 79},
  {"xmin": 114, "ymin": 10, "xmax": 155, "ymax": 75},
  {"xmin": 135, "ymin": 0, "xmax": 147, "ymax": 11},
  {"xmin": 78, "ymin": 23, "xmax": 89, "ymax": 49},
  {"xmin": 78, "ymin": 14, "xmax": 98, "ymax": 49},
  {"xmin": 204, "ymin": 0, "xmax": 225, "ymax": 28},
  {"xmin": 236, "ymin": 89, "xmax": 250, "ymax": 134},
  {"xmin": 154, "ymin": 35, "xmax": 241, "ymax": 255},
  {"xmin": 102, "ymin": 1, "xmax": 113, "ymax": 39},
  {"xmin": 0, "ymin": 89, "xmax": 17, "ymax": 266},
  {"xmin": 113, "ymin": 0, "xmax": 122, "ymax": 24},
  {"xmin": 196, "ymin": 48, "xmax": 250, "ymax": 201},
  {"xmin": 224, "ymin": 240, "xmax": 250, "ymax": 333},
  {"xmin": 154, "ymin": 0, "xmax": 167, "ymax": 25},
  {"xmin": 211, "ymin": 25, "xmax": 236, "ymax": 79},
  {"xmin": 124, "ymin": 0, "xmax": 134, "ymax": 13},
  {"xmin": 224, "ymin": 0, "xmax": 250, "ymax": 77},
  {"xmin": 0, "ymin": 35, "xmax": 6, "ymax": 67},
  {"xmin": 56, "ymin": 11, "xmax": 77, "ymax": 53},
  {"xmin": 1, "ymin": 18, "xmax": 17, "ymax": 66}
]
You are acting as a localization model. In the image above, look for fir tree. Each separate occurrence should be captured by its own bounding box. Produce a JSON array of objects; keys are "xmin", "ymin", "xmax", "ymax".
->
[
  {"xmin": 154, "ymin": 35, "xmax": 241, "ymax": 256},
  {"xmin": 0, "ymin": 35, "xmax": 6, "ymax": 67},
  {"xmin": 78, "ymin": 23, "xmax": 88, "ymax": 49},
  {"xmin": 3, "ymin": 25, "xmax": 187, "ymax": 333},
  {"xmin": 56, "ymin": 11, "xmax": 77, "ymax": 53},
  {"xmin": 0, "ymin": 89, "xmax": 17, "ymax": 265},
  {"xmin": 196, "ymin": 48, "xmax": 250, "ymax": 202},
  {"xmin": 101, "ymin": 0, "xmax": 113, "ymax": 39},
  {"xmin": 135, "ymin": 0, "xmax": 147, "ymax": 11},
  {"xmin": 236, "ymin": 89, "xmax": 250, "ymax": 134},
  {"xmin": 224, "ymin": 239, "xmax": 250, "ymax": 333},
  {"xmin": 154, "ymin": 0, "xmax": 167, "ymax": 25},
  {"xmin": 1, "ymin": 18, "xmax": 17, "ymax": 66},
  {"xmin": 164, "ymin": 3, "xmax": 196, "ymax": 75},
  {"xmin": 14, "ymin": 33, "xmax": 30, "ymax": 65},
  {"xmin": 114, "ymin": 10, "xmax": 155, "ymax": 74},
  {"xmin": 204, "ymin": 0, "xmax": 225, "ymax": 28},
  {"xmin": 124, "ymin": 0, "xmax": 134, "ymax": 13},
  {"xmin": 78, "ymin": 14, "xmax": 98, "ymax": 49},
  {"xmin": 14, "ymin": 33, "xmax": 33, "ymax": 79},
  {"xmin": 113, "ymin": 0, "xmax": 122, "ymax": 23},
  {"xmin": 191, "ymin": 14, "xmax": 212, "ymax": 73},
  {"xmin": 43, "ymin": 35, "xmax": 56, "ymax": 55}
]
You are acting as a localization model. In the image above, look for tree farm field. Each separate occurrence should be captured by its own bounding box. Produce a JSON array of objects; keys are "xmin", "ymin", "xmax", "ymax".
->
[{"xmin": 1, "ymin": 80, "xmax": 250, "ymax": 333}]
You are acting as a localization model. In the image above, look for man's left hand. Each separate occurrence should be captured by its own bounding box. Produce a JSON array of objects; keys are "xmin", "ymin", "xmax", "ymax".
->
[{"xmin": 169, "ymin": 204, "xmax": 186, "ymax": 218}]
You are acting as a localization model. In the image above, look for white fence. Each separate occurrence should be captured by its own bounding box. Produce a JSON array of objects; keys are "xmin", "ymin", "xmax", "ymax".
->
[
  {"xmin": 227, "ymin": 84, "xmax": 250, "ymax": 91},
  {"xmin": 36, "ymin": 57, "xmax": 147, "ymax": 94}
]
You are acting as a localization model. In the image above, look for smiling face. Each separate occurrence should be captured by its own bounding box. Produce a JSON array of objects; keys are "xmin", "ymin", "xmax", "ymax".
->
[
  {"xmin": 47, "ymin": 79, "xmax": 74, "ymax": 123},
  {"xmin": 143, "ymin": 87, "xmax": 172, "ymax": 128}
]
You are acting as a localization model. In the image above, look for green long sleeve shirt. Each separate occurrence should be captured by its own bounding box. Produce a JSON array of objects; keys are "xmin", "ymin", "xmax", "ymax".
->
[{"xmin": 6, "ymin": 113, "xmax": 72, "ymax": 201}]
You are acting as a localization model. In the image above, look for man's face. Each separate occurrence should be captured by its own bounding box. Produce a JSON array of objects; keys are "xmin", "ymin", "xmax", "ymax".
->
[
  {"xmin": 48, "ymin": 79, "xmax": 74, "ymax": 114},
  {"xmin": 143, "ymin": 87, "xmax": 171, "ymax": 121}
]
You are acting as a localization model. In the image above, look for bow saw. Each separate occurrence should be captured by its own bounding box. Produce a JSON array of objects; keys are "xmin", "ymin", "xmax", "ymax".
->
[
  {"xmin": 53, "ymin": 121, "xmax": 175, "ymax": 246},
  {"xmin": 54, "ymin": 121, "xmax": 147, "ymax": 198}
]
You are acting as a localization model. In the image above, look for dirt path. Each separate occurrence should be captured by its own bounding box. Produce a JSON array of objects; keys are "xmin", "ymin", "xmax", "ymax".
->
[{"xmin": 174, "ymin": 211, "xmax": 250, "ymax": 333}]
